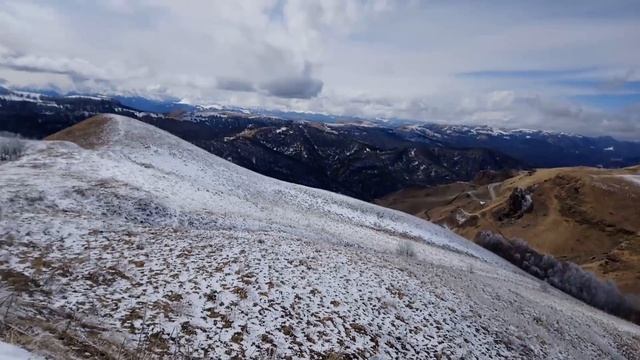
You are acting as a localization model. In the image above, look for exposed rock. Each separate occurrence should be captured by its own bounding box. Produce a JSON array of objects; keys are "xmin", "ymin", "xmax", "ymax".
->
[{"xmin": 497, "ymin": 187, "xmax": 533, "ymax": 221}]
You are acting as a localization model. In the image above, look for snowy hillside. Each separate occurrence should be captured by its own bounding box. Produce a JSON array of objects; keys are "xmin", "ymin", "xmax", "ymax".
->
[{"xmin": 0, "ymin": 115, "xmax": 639, "ymax": 359}]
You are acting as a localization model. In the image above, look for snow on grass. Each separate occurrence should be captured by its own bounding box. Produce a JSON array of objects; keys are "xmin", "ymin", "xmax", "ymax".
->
[
  {"xmin": 0, "ymin": 114, "xmax": 639, "ymax": 359},
  {"xmin": 621, "ymin": 174, "xmax": 640, "ymax": 187},
  {"xmin": 0, "ymin": 342, "xmax": 42, "ymax": 360}
]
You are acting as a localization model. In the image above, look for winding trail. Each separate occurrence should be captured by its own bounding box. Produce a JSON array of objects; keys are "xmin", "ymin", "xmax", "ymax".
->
[{"xmin": 488, "ymin": 182, "xmax": 501, "ymax": 201}]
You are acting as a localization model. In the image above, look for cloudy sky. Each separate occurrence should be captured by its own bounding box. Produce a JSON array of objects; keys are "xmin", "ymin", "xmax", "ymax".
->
[{"xmin": 1, "ymin": 1, "xmax": 639, "ymax": 139}]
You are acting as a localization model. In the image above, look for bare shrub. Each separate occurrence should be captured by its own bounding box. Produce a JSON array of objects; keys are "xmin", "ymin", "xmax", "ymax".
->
[
  {"xmin": 475, "ymin": 231, "xmax": 640, "ymax": 324},
  {"xmin": 539, "ymin": 281, "xmax": 549, "ymax": 293},
  {"xmin": 0, "ymin": 136, "xmax": 25, "ymax": 161},
  {"xmin": 396, "ymin": 240, "xmax": 416, "ymax": 258}
]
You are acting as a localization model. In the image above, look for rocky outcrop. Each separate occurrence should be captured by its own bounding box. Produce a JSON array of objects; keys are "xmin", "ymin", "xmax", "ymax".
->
[{"xmin": 496, "ymin": 187, "xmax": 533, "ymax": 221}]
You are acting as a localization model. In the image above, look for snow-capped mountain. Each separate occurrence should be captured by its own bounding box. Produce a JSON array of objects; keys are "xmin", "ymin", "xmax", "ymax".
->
[
  {"xmin": 395, "ymin": 123, "xmax": 640, "ymax": 168},
  {"xmin": 2, "ymin": 87, "xmax": 640, "ymax": 200},
  {"xmin": 2, "ymin": 87, "xmax": 639, "ymax": 170},
  {"xmin": 1, "ymin": 114, "xmax": 638, "ymax": 359},
  {"xmin": 0, "ymin": 88, "xmax": 523, "ymax": 200}
]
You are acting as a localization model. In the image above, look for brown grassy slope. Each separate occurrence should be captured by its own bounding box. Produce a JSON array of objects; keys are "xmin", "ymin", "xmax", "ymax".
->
[
  {"xmin": 45, "ymin": 114, "xmax": 114, "ymax": 149},
  {"xmin": 377, "ymin": 166, "xmax": 640, "ymax": 295}
]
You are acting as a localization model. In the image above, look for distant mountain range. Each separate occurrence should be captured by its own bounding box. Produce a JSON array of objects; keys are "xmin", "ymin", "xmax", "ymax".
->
[
  {"xmin": 399, "ymin": 124, "xmax": 640, "ymax": 168},
  {"xmin": 2, "ymin": 87, "xmax": 639, "ymax": 199}
]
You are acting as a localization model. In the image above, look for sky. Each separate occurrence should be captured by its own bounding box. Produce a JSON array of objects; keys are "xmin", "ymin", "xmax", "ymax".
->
[{"xmin": 0, "ymin": 0, "xmax": 639, "ymax": 139}]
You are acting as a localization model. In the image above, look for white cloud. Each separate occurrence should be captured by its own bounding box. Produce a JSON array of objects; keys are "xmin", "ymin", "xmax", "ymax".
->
[
  {"xmin": 0, "ymin": 0, "xmax": 638, "ymax": 138},
  {"xmin": 0, "ymin": 54, "xmax": 148, "ymax": 81}
]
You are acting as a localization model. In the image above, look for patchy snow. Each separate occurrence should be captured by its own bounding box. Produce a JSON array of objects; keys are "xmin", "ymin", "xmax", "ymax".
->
[
  {"xmin": 0, "ymin": 94, "xmax": 42, "ymax": 103},
  {"xmin": 0, "ymin": 341, "xmax": 42, "ymax": 360},
  {"xmin": 0, "ymin": 114, "xmax": 639, "ymax": 359},
  {"xmin": 64, "ymin": 95, "xmax": 108, "ymax": 101},
  {"xmin": 130, "ymin": 110, "xmax": 162, "ymax": 118},
  {"xmin": 454, "ymin": 208, "xmax": 472, "ymax": 225},
  {"xmin": 604, "ymin": 146, "xmax": 615, "ymax": 151},
  {"xmin": 621, "ymin": 174, "xmax": 640, "ymax": 186},
  {"xmin": 431, "ymin": 124, "xmax": 579, "ymax": 139},
  {"xmin": 523, "ymin": 194, "xmax": 533, "ymax": 212},
  {"xmin": 199, "ymin": 104, "xmax": 223, "ymax": 110},
  {"xmin": 10, "ymin": 90, "xmax": 44, "ymax": 101},
  {"xmin": 0, "ymin": 90, "xmax": 63, "ymax": 108}
]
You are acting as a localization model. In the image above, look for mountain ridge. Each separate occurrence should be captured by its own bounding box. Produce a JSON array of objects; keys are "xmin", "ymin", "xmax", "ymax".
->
[
  {"xmin": 2, "ymin": 88, "xmax": 640, "ymax": 201},
  {"xmin": 0, "ymin": 90, "xmax": 524, "ymax": 200}
]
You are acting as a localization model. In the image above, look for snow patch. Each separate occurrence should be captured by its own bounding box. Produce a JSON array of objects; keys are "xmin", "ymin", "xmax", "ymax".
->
[
  {"xmin": 621, "ymin": 174, "xmax": 640, "ymax": 186},
  {"xmin": 0, "ymin": 342, "xmax": 42, "ymax": 360}
]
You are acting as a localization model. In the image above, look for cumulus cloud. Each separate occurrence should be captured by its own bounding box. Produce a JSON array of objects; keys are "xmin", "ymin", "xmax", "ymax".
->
[
  {"xmin": 262, "ymin": 76, "xmax": 323, "ymax": 99},
  {"xmin": 1, "ymin": 54, "xmax": 116, "ymax": 81},
  {"xmin": 261, "ymin": 62, "xmax": 323, "ymax": 99},
  {"xmin": 216, "ymin": 63, "xmax": 324, "ymax": 98},
  {"xmin": 289, "ymin": 90, "xmax": 640, "ymax": 140},
  {"xmin": 0, "ymin": 0, "xmax": 638, "ymax": 138},
  {"xmin": 216, "ymin": 78, "xmax": 256, "ymax": 92}
]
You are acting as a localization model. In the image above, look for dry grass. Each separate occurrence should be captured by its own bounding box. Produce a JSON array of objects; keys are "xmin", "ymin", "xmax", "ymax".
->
[
  {"xmin": 377, "ymin": 166, "xmax": 640, "ymax": 296},
  {"xmin": 46, "ymin": 115, "xmax": 114, "ymax": 149}
]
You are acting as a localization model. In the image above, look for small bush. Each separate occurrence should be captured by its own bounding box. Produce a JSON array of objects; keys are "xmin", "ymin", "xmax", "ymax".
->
[
  {"xmin": 396, "ymin": 240, "xmax": 416, "ymax": 258},
  {"xmin": 0, "ymin": 136, "xmax": 25, "ymax": 161},
  {"xmin": 475, "ymin": 230, "xmax": 640, "ymax": 324}
]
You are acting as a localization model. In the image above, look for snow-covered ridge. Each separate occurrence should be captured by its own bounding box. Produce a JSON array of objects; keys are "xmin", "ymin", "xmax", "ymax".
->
[
  {"xmin": 0, "ymin": 89, "xmax": 56, "ymax": 106},
  {"xmin": 64, "ymin": 94, "xmax": 110, "ymax": 101},
  {"xmin": 1, "ymin": 114, "xmax": 639, "ymax": 359},
  {"xmin": 435, "ymin": 124, "xmax": 578, "ymax": 138},
  {"xmin": 0, "ymin": 87, "xmax": 625, "ymax": 143},
  {"xmin": 78, "ymin": 115, "xmax": 501, "ymax": 260},
  {"xmin": 0, "ymin": 89, "xmax": 109, "ymax": 108}
]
